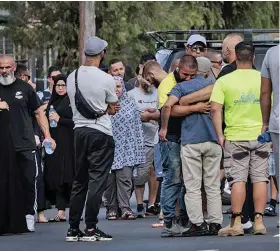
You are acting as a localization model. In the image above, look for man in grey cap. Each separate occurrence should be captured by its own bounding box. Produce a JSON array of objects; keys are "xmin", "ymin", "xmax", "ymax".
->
[
  {"xmin": 160, "ymin": 55, "xmax": 223, "ymax": 236},
  {"xmin": 185, "ymin": 34, "xmax": 208, "ymax": 58},
  {"xmin": 66, "ymin": 36, "xmax": 119, "ymax": 242}
]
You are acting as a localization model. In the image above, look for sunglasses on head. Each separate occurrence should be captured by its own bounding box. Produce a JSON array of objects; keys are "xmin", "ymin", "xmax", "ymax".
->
[{"xmin": 190, "ymin": 46, "xmax": 206, "ymax": 52}]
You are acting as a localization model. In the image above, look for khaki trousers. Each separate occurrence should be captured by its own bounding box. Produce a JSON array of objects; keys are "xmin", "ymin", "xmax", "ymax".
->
[{"xmin": 181, "ymin": 142, "xmax": 223, "ymax": 225}]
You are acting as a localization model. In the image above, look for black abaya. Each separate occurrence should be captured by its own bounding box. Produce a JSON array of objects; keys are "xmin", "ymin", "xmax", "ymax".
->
[
  {"xmin": 0, "ymin": 110, "xmax": 28, "ymax": 235},
  {"xmin": 44, "ymin": 95, "xmax": 75, "ymax": 208}
]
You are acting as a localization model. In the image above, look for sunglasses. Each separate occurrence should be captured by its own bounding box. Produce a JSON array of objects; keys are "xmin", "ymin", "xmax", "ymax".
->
[
  {"xmin": 211, "ymin": 60, "xmax": 223, "ymax": 64},
  {"xmin": 190, "ymin": 46, "xmax": 206, "ymax": 52}
]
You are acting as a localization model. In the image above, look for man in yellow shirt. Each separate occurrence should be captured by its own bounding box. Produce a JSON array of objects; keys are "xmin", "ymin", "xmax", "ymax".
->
[{"xmin": 211, "ymin": 42, "xmax": 269, "ymax": 237}]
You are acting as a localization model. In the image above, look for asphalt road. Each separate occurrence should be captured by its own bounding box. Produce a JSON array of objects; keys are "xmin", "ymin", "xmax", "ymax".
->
[{"xmin": 0, "ymin": 205, "xmax": 279, "ymax": 251}]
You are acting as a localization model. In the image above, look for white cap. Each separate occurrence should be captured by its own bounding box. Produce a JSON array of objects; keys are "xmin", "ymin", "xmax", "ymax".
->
[
  {"xmin": 196, "ymin": 57, "xmax": 212, "ymax": 73},
  {"xmin": 186, "ymin": 34, "xmax": 207, "ymax": 47}
]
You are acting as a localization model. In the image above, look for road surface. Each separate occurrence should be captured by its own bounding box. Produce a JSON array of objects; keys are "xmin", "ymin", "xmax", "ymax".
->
[{"xmin": 0, "ymin": 205, "xmax": 279, "ymax": 251}]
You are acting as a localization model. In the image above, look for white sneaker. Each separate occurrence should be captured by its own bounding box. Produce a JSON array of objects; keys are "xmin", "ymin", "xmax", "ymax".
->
[
  {"xmin": 26, "ymin": 215, "xmax": 35, "ymax": 232},
  {"xmin": 242, "ymin": 220, "xmax": 253, "ymax": 234}
]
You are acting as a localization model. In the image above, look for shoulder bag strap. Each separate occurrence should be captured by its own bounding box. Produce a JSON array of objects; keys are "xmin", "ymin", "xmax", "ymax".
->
[{"xmin": 75, "ymin": 68, "xmax": 79, "ymax": 90}]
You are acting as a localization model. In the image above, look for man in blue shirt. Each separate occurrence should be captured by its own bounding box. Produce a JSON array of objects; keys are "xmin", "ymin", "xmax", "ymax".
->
[{"xmin": 159, "ymin": 56, "xmax": 223, "ymax": 236}]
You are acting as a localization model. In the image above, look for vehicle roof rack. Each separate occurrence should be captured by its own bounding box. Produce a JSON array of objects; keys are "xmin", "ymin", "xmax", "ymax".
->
[{"xmin": 147, "ymin": 29, "xmax": 279, "ymax": 49}]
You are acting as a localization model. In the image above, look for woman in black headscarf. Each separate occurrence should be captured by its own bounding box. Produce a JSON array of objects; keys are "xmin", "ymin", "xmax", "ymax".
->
[{"xmin": 43, "ymin": 74, "xmax": 75, "ymax": 222}]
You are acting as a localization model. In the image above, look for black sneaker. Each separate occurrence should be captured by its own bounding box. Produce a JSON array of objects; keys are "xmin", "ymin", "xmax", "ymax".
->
[
  {"xmin": 81, "ymin": 228, "xmax": 113, "ymax": 242},
  {"xmin": 145, "ymin": 205, "xmax": 159, "ymax": 216},
  {"xmin": 66, "ymin": 228, "xmax": 84, "ymax": 242},
  {"xmin": 264, "ymin": 205, "xmax": 277, "ymax": 217},
  {"xmin": 208, "ymin": 223, "xmax": 222, "ymax": 235},
  {"xmin": 154, "ymin": 203, "xmax": 161, "ymax": 215},
  {"xmin": 182, "ymin": 222, "xmax": 208, "ymax": 237}
]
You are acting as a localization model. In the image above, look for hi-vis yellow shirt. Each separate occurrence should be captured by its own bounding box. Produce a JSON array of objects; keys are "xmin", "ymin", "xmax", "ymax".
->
[
  {"xmin": 158, "ymin": 73, "xmax": 177, "ymax": 109},
  {"xmin": 210, "ymin": 69, "xmax": 262, "ymax": 141}
]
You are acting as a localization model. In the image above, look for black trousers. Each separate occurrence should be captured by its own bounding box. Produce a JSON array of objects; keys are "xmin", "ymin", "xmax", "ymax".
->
[
  {"xmin": 35, "ymin": 147, "xmax": 46, "ymax": 212},
  {"xmin": 56, "ymin": 184, "xmax": 71, "ymax": 211},
  {"xmin": 69, "ymin": 127, "xmax": 115, "ymax": 229},
  {"xmin": 16, "ymin": 150, "xmax": 37, "ymax": 216}
]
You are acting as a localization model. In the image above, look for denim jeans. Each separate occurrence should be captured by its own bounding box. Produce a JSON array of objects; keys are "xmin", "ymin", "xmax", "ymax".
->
[
  {"xmin": 160, "ymin": 141, "xmax": 182, "ymax": 223},
  {"xmin": 154, "ymin": 143, "xmax": 163, "ymax": 179}
]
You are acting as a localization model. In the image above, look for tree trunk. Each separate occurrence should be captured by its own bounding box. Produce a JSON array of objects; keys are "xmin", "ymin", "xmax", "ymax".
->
[{"xmin": 79, "ymin": 1, "xmax": 96, "ymax": 65}]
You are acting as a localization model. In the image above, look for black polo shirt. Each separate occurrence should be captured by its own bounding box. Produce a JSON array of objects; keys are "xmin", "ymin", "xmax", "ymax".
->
[
  {"xmin": 217, "ymin": 61, "xmax": 257, "ymax": 80},
  {"xmin": 0, "ymin": 79, "xmax": 42, "ymax": 151}
]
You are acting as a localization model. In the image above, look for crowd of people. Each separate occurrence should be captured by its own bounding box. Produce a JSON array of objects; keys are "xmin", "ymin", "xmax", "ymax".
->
[{"xmin": 0, "ymin": 32, "xmax": 278, "ymax": 242}]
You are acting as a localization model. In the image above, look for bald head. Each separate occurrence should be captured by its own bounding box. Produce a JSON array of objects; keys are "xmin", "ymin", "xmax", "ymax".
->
[
  {"xmin": 0, "ymin": 55, "xmax": 16, "ymax": 86},
  {"xmin": 0, "ymin": 55, "xmax": 16, "ymax": 65},
  {"xmin": 143, "ymin": 61, "xmax": 162, "ymax": 74},
  {"xmin": 222, "ymin": 33, "xmax": 244, "ymax": 64},
  {"xmin": 142, "ymin": 60, "xmax": 166, "ymax": 87}
]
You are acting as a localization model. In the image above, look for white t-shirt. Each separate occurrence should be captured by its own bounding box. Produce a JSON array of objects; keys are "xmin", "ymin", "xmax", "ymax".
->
[
  {"xmin": 128, "ymin": 87, "xmax": 159, "ymax": 147},
  {"xmin": 67, "ymin": 66, "xmax": 118, "ymax": 136}
]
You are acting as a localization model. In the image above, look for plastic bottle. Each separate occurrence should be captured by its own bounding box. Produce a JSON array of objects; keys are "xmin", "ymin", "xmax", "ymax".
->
[
  {"xmin": 269, "ymin": 152, "xmax": 275, "ymax": 176},
  {"xmin": 49, "ymin": 105, "xmax": 58, "ymax": 128},
  {"xmin": 43, "ymin": 139, "xmax": 54, "ymax": 155},
  {"xmin": 257, "ymin": 131, "xmax": 271, "ymax": 143}
]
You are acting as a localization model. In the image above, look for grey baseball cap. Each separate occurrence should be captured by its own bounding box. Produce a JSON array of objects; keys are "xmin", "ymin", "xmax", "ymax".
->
[
  {"xmin": 196, "ymin": 56, "xmax": 212, "ymax": 73},
  {"xmin": 84, "ymin": 36, "xmax": 108, "ymax": 56},
  {"xmin": 186, "ymin": 34, "xmax": 207, "ymax": 47}
]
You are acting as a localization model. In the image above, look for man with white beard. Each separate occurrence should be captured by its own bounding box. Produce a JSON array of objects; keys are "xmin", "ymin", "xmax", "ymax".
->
[{"xmin": 0, "ymin": 55, "xmax": 56, "ymax": 232}]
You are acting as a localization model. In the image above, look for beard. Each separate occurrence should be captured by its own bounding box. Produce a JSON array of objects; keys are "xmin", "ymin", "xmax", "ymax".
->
[
  {"xmin": 173, "ymin": 70, "xmax": 185, "ymax": 83},
  {"xmin": 0, "ymin": 73, "xmax": 15, "ymax": 86},
  {"xmin": 141, "ymin": 82, "xmax": 153, "ymax": 93}
]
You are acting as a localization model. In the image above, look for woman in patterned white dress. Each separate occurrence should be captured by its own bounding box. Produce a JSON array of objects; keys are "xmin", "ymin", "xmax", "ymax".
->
[{"xmin": 104, "ymin": 76, "xmax": 145, "ymax": 220}]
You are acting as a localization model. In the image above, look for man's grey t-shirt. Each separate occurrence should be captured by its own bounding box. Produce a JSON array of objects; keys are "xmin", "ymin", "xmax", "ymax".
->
[
  {"xmin": 128, "ymin": 87, "xmax": 158, "ymax": 147},
  {"xmin": 67, "ymin": 66, "xmax": 118, "ymax": 136},
  {"xmin": 261, "ymin": 45, "xmax": 279, "ymax": 134},
  {"xmin": 170, "ymin": 74, "xmax": 218, "ymax": 145}
]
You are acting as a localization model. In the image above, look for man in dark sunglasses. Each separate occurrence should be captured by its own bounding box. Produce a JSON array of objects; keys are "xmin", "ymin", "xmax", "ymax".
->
[
  {"xmin": 185, "ymin": 34, "xmax": 208, "ymax": 58},
  {"xmin": 185, "ymin": 35, "xmax": 217, "ymax": 85}
]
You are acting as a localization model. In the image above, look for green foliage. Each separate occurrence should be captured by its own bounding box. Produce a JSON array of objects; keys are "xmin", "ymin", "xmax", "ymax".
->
[{"xmin": 0, "ymin": 1, "xmax": 278, "ymax": 72}]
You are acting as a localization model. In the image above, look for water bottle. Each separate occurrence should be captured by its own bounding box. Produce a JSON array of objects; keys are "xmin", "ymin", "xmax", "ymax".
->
[
  {"xmin": 43, "ymin": 139, "xmax": 54, "ymax": 155},
  {"xmin": 257, "ymin": 131, "xmax": 271, "ymax": 143},
  {"xmin": 133, "ymin": 166, "xmax": 138, "ymax": 178},
  {"xmin": 49, "ymin": 105, "xmax": 57, "ymax": 128},
  {"xmin": 269, "ymin": 152, "xmax": 275, "ymax": 176}
]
